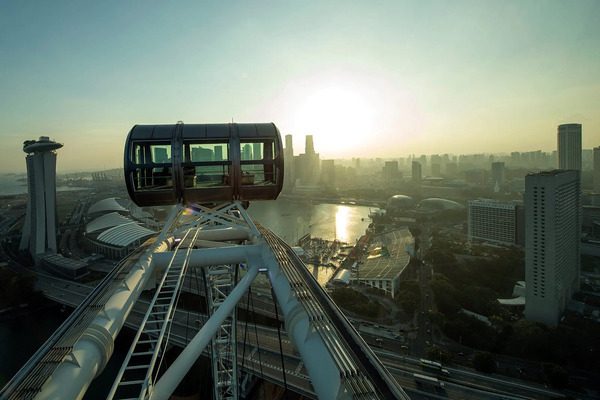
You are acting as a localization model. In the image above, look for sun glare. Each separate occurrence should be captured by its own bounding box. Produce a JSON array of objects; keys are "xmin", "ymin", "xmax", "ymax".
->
[{"xmin": 291, "ymin": 84, "xmax": 376, "ymax": 155}]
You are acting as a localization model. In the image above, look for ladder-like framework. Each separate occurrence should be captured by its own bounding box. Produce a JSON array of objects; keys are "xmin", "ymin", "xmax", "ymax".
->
[
  {"xmin": 205, "ymin": 264, "xmax": 238, "ymax": 400},
  {"xmin": 108, "ymin": 228, "xmax": 198, "ymax": 399}
]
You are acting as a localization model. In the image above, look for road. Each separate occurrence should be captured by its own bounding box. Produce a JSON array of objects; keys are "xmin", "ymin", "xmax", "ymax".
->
[{"xmin": 33, "ymin": 271, "xmax": 572, "ymax": 399}]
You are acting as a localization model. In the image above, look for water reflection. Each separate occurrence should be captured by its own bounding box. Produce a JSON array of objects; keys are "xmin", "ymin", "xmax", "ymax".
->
[
  {"xmin": 248, "ymin": 199, "xmax": 372, "ymax": 245},
  {"xmin": 248, "ymin": 199, "xmax": 373, "ymax": 288}
]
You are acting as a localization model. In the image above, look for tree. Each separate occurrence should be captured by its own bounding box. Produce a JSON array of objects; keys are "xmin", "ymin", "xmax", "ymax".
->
[
  {"xmin": 543, "ymin": 363, "xmax": 569, "ymax": 388},
  {"xmin": 473, "ymin": 351, "xmax": 496, "ymax": 373}
]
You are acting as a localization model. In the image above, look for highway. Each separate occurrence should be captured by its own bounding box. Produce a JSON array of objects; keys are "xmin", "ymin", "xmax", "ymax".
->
[{"xmin": 33, "ymin": 265, "xmax": 568, "ymax": 400}]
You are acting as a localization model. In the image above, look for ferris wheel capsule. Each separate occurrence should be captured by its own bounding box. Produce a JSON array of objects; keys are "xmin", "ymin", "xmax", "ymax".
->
[{"xmin": 124, "ymin": 122, "xmax": 284, "ymax": 206}]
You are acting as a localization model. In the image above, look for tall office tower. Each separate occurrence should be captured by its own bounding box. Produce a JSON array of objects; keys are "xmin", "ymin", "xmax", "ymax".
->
[
  {"xmin": 557, "ymin": 123, "xmax": 582, "ymax": 171},
  {"xmin": 19, "ymin": 137, "xmax": 63, "ymax": 260},
  {"xmin": 320, "ymin": 159, "xmax": 336, "ymax": 188},
  {"xmin": 382, "ymin": 161, "xmax": 400, "ymax": 183},
  {"xmin": 283, "ymin": 134, "xmax": 295, "ymax": 190},
  {"xmin": 305, "ymin": 135, "xmax": 315, "ymax": 155},
  {"xmin": 411, "ymin": 161, "xmax": 422, "ymax": 184},
  {"xmin": 252, "ymin": 142, "xmax": 262, "ymax": 160},
  {"xmin": 192, "ymin": 146, "xmax": 214, "ymax": 161},
  {"xmin": 468, "ymin": 199, "xmax": 517, "ymax": 245},
  {"xmin": 524, "ymin": 170, "xmax": 580, "ymax": 326},
  {"xmin": 491, "ymin": 162, "xmax": 505, "ymax": 187},
  {"xmin": 241, "ymin": 144, "xmax": 252, "ymax": 160},
  {"xmin": 214, "ymin": 145, "xmax": 223, "ymax": 161},
  {"xmin": 297, "ymin": 135, "xmax": 320, "ymax": 185},
  {"xmin": 594, "ymin": 147, "xmax": 600, "ymax": 193}
]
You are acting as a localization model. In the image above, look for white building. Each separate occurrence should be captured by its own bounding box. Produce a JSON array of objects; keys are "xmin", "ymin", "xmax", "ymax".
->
[
  {"xmin": 467, "ymin": 199, "xmax": 518, "ymax": 245},
  {"xmin": 524, "ymin": 170, "xmax": 580, "ymax": 326},
  {"xmin": 352, "ymin": 228, "xmax": 414, "ymax": 298},
  {"xmin": 557, "ymin": 123, "xmax": 582, "ymax": 171},
  {"xmin": 19, "ymin": 137, "xmax": 63, "ymax": 260}
]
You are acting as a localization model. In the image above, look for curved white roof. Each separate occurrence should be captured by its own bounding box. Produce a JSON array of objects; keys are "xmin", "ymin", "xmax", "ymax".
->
[
  {"xmin": 86, "ymin": 212, "xmax": 134, "ymax": 234},
  {"xmin": 88, "ymin": 197, "xmax": 127, "ymax": 215},
  {"xmin": 418, "ymin": 198, "xmax": 464, "ymax": 210},
  {"xmin": 96, "ymin": 222, "xmax": 155, "ymax": 247}
]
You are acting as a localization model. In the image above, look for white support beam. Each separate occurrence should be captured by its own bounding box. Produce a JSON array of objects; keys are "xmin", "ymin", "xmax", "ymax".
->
[
  {"xmin": 262, "ymin": 246, "xmax": 350, "ymax": 400},
  {"xmin": 153, "ymin": 245, "xmax": 262, "ymax": 269},
  {"xmin": 34, "ymin": 239, "xmax": 172, "ymax": 400},
  {"xmin": 173, "ymin": 226, "xmax": 251, "ymax": 242},
  {"xmin": 151, "ymin": 265, "xmax": 260, "ymax": 400}
]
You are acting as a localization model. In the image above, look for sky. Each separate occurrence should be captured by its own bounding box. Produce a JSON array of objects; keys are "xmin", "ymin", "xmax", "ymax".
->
[{"xmin": 0, "ymin": 1, "xmax": 599, "ymax": 172}]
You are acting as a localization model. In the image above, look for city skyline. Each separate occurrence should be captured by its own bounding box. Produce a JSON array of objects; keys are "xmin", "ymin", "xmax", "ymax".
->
[{"xmin": 1, "ymin": 1, "xmax": 599, "ymax": 173}]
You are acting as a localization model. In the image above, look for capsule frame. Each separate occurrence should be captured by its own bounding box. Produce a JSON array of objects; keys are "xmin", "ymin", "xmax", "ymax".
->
[{"xmin": 124, "ymin": 123, "xmax": 284, "ymax": 206}]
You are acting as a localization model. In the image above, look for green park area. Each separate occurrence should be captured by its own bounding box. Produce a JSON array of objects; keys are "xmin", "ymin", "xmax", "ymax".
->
[{"xmin": 425, "ymin": 233, "xmax": 600, "ymax": 386}]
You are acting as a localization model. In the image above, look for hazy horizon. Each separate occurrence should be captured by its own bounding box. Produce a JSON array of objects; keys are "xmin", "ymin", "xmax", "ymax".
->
[{"xmin": 1, "ymin": 1, "xmax": 599, "ymax": 173}]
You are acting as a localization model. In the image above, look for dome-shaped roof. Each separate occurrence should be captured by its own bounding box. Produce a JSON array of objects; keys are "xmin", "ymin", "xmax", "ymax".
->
[
  {"xmin": 87, "ymin": 197, "xmax": 127, "ymax": 215},
  {"xmin": 386, "ymin": 194, "xmax": 415, "ymax": 210},
  {"xmin": 418, "ymin": 198, "xmax": 464, "ymax": 211},
  {"xmin": 96, "ymin": 222, "xmax": 155, "ymax": 247},
  {"xmin": 86, "ymin": 212, "xmax": 134, "ymax": 234}
]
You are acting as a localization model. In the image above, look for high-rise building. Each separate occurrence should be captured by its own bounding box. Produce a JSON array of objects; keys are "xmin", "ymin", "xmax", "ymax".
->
[
  {"xmin": 491, "ymin": 162, "xmax": 505, "ymax": 187},
  {"xmin": 297, "ymin": 135, "xmax": 320, "ymax": 186},
  {"xmin": 411, "ymin": 161, "xmax": 422, "ymax": 184},
  {"xmin": 19, "ymin": 137, "xmax": 63, "ymax": 260},
  {"xmin": 320, "ymin": 159, "xmax": 336, "ymax": 188},
  {"xmin": 191, "ymin": 146, "xmax": 213, "ymax": 161},
  {"xmin": 468, "ymin": 199, "xmax": 518, "ymax": 245},
  {"xmin": 283, "ymin": 134, "xmax": 295, "ymax": 190},
  {"xmin": 154, "ymin": 147, "xmax": 169, "ymax": 163},
  {"xmin": 557, "ymin": 123, "xmax": 582, "ymax": 171},
  {"xmin": 382, "ymin": 161, "xmax": 400, "ymax": 183},
  {"xmin": 241, "ymin": 144, "xmax": 252, "ymax": 160},
  {"xmin": 594, "ymin": 147, "xmax": 600, "ymax": 193},
  {"xmin": 214, "ymin": 145, "xmax": 223, "ymax": 161},
  {"xmin": 252, "ymin": 142, "xmax": 262, "ymax": 160},
  {"xmin": 524, "ymin": 170, "xmax": 580, "ymax": 326},
  {"xmin": 305, "ymin": 135, "xmax": 315, "ymax": 155}
]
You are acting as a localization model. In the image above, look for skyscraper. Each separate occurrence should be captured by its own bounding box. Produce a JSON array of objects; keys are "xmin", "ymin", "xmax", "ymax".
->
[
  {"xmin": 382, "ymin": 161, "xmax": 400, "ymax": 183},
  {"xmin": 297, "ymin": 135, "xmax": 320, "ymax": 186},
  {"xmin": 524, "ymin": 170, "xmax": 580, "ymax": 326},
  {"xmin": 305, "ymin": 135, "xmax": 315, "ymax": 155},
  {"xmin": 594, "ymin": 146, "xmax": 600, "ymax": 193},
  {"xmin": 241, "ymin": 144, "xmax": 252, "ymax": 160},
  {"xmin": 19, "ymin": 136, "xmax": 63, "ymax": 260},
  {"xmin": 283, "ymin": 134, "xmax": 295, "ymax": 190},
  {"xmin": 320, "ymin": 159, "xmax": 336, "ymax": 188},
  {"xmin": 214, "ymin": 145, "xmax": 223, "ymax": 161},
  {"xmin": 411, "ymin": 161, "xmax": 422, "ymax": 184},
  {"xmin": 491, "ymin": 161, "xmax": 505, "ymax": 188},
  {"xmin": 252, "ymin": 142, "xmax": 262, "ymax": 160},
  {"xmin": 557, "ymin": 123, "xmax": 582, "ymax": 171}
]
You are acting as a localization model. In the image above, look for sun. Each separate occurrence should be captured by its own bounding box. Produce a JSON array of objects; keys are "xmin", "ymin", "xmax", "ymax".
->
[{"xmin": 290, "ymin": 83, "xmax": 376, "ymax": 155}]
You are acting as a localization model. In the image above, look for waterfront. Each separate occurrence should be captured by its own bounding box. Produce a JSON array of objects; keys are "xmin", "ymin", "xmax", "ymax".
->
[
  {"xmin": 0, "ymin": 174, "xmax": 90, "ymax": 196},
  {"xmin": 248, "ymin": 199, "xmax": 373, "ymax": 245}
]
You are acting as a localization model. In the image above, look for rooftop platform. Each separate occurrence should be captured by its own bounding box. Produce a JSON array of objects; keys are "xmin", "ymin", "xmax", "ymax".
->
[{"xmin": 357, "ymin": 228, "xmax": 414, "ymax": 281}]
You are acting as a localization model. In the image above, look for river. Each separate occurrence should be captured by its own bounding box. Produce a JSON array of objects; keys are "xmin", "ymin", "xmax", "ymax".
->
[{"xmin": 248, "ymin": 199, "xmax": 373, "ymax": 245}]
